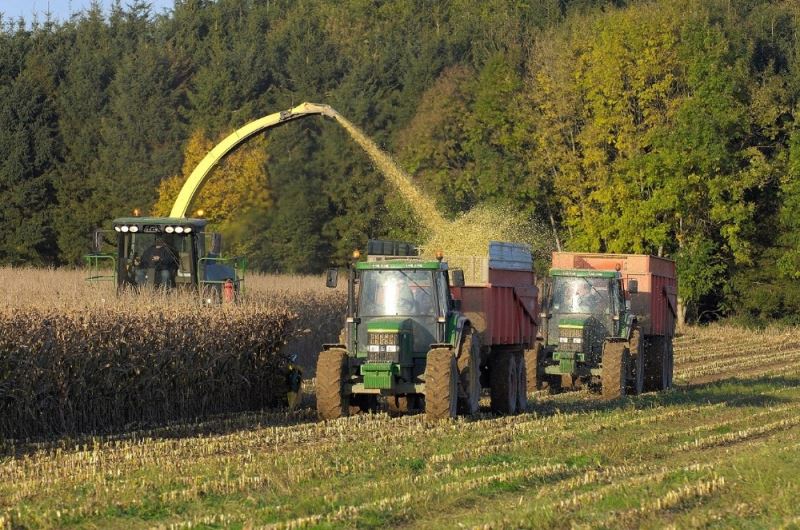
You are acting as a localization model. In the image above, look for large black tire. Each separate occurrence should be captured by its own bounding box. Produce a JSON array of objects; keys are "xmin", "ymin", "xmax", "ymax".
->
[
  {"xmin": 665, "ymin": 339, "xmax": 674, "ymax": 389},
  {"xmin": 643, "ymin": 336, "xmax": 662, "ymax": 392},
  {"xmin": 316, "ymin": 348, "xmax": 350, "ymax": 420},
  {"xmin": 643, "ymin": 336, "xmax": 672, "ymax": 392},
  {"xmin": 524, "ymin": 343, "xmax": 543, "ymax": 394},
  {"xmin": 457, "ymin": 328, "xmax": 481, "ymax": 415},
  {"xmin": 515, "ymin": 350, "xmax": 528, "ymax": 412},
  {"xmin": 490, "ymin": 351, "xmax": 518, "ymax": 415},
  {"xmin": 626, "ymin": 327, "xmax": 644, "ymax": 395},
  {"xmin": 602, "ymin": 342, "xmax": 627, "ymax": 400},
  {"xmin": 425, "ymin": 348, "xmax": 458, "ymax": 420}
]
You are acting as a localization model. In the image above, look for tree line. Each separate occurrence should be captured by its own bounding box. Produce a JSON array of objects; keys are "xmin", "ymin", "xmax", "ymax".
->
[{"xmin": 1, "ymin": 0, "xmax": 800, "ymax": 324}]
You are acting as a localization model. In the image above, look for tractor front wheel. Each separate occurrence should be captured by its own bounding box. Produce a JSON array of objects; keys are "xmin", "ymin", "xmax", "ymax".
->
[
  {"xmin": 316, "ymin": 348, "xmax": 350, "ymax": 420},
  {"xmin": 524, "ymin": 343, "xmax": 543, "ymax": 394},
  {"xmin": 425, "ymin": 348, "xmax": 458, "ymax": 420},
  {"xmin": 387, "ymin": 395, "xmax": 412, "ymax": 415},
  {"xmin": 602, "ymin": 342, "xmax": 627, "ymax": 400}
]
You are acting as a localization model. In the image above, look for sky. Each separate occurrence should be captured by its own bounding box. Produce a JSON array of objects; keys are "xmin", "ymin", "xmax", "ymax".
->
[{"xmin": 0, "ymin": 0, "xmax": 174, "ymax": 23}]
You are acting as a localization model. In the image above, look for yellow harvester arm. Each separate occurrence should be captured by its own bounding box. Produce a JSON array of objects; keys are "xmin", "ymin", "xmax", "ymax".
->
[{"xmin": 169, "ymin": 102, "xmax": 336, "ymax": 218}]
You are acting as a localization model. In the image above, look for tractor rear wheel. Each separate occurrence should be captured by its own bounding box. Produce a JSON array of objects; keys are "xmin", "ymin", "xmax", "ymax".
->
[
  {"xmin": 425, "ymin": 348, "xmax": 458, "ymax": 420},
  {"xmin": 524, "ymin": 343, "xmax": 543, "ymax": 394},
  {"xmin": 316, "ymin": 348, "xmax": 350, "ymax": 420},
  {"xmin": 626, "ymin": 327, "xmax": 644, "ymax": 395},
  {"xmin": 490, "ymin": 351, "xmax": 518, "ymax": 414},
  {"xmin": 515, "ymin": 350, "xmax": 528, "ymax": 412},
  {"xmin": 602, "ymin": 342, "xmax": 627, "ymax": 400},
  {"xmin": 457, "ymin": 328, "xmax": 481, "ymax": 415}
]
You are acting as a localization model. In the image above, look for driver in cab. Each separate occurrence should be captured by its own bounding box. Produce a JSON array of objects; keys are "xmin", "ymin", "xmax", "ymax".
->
[
  {"xmin": 569, "ymin": 281, "xmax": 600, "ymax": 313},
  {"xmin": 139, "ymin": 237, "xmax": 179, "ymax": 288}
]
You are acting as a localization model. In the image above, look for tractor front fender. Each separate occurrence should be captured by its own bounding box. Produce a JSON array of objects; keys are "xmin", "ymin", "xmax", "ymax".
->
[
  {"xmin": 622, "ymin": 315, "xmax": 637, "ymax": 341},
  {"xmin": 452, "ymin": 315, "xmax": 472, "ymax": 354}
]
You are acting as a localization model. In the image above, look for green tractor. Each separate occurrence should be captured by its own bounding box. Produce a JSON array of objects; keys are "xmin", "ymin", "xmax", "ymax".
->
[
  {"xmin": 532, "ymin": 252, "xmax": 676, "ymax": 399},
  {"xmin": 317, "ymin": 240, "xmax": 537, "ymax": 420}
]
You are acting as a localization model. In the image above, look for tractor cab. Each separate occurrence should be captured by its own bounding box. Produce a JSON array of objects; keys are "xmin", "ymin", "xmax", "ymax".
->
[
  {"xmin": 85, "ymin": 216, "xmax": 244, "ymax": 298},
  {"xmin": 540, "ymin": 269, "xmax": 636, "ymax": 381},
  {"xmin": 323, "ymin": 240, "xmax": 460, "ymax": 400}
]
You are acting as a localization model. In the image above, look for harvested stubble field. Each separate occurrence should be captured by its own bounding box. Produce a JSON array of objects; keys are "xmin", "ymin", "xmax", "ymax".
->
[{"xmin": 2, "ymin": 291, "xmax": 800, "ymax": 529}]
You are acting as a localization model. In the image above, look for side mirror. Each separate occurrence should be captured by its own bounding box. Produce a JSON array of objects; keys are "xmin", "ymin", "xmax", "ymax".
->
[
  {"xmin": 451, "ymin": 269, "xmax": 465, "ymax": 288},
  {"xmin": 326, "ymin": 268, "xmax": 338, "ymax": 288},
  {"xmin": 92, "ymin": 228, "xmax": 104, "ymax": 254},
  {"xmin": 211, "ymin": 233, "xmax": 223, "ymax": 255},
  {"xmin": 628, "ymin": 279, "xmax": 638, "ymax": 294}
]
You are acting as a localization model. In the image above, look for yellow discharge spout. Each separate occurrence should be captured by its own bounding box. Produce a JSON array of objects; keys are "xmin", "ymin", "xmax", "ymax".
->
[
  {"xmin": 169, "ymin": 102, "xmax": 446, "ymax": 235},
  {"xmin": 169, "ymin": 102, "xmax": 335, "ymax": 218}
]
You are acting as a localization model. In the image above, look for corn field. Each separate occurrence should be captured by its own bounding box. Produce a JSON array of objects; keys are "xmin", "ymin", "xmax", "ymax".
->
[
  {"xmin": 1, "ymin": 268, "xmax": 800, "ymax": 528},
  {"xmin": 0, "ymin": 267, "xmax": 344, "ymax": 438}
]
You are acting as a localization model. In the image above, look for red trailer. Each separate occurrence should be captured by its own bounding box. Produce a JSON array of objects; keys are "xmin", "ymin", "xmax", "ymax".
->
[
  {"xmin": 550, "ymin": 253, "xmax": 677, "ymax": 338},
  {"xmin": 547, "ymin": 252, "xmax": 677, "ymax": 393},
  {"xmin": 451, "ymin": 245, "xmax": 538, "ymax": 348},
  {"xmin": 449, "ymin": 242, "xmax": 539, "ymax": 413}
]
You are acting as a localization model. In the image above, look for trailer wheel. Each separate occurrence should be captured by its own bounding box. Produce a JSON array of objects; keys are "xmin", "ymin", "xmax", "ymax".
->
[
  {"xmin": 515, "ymin": 350, "xmax": 528, "ymax": 412},
  {"xmin": 643, "ymin": 336, "xmax": 662, "ymax": 392},
  {"xmin": 524, "ymin": 343, "xmax": 543, "ymax": 394},
  {"xmin": 425, "ymin": 348, "xmax": 458, "ymax": 420},
  {"xmin": 457, "ymin": 328, "xmax": 481, "ymax": 415},
  {"xmin": 643, "ymin": 336, "xmax": 672, "ymax": 392},
  {"xmin": 665, "ymin": 339, "xmax": 674, "ymax": 389},
  {"xmin": 626, "ymin": 327, "xmax": 644, "ymax": 395},
  {"xmin": 601, "ymin": 342, "xmax": 627, "ymax": 400},
  {"xmin": 490, "ymin": 351, "xmax": 518, "ymax": 414},
  {"xmin": 316, "ymin": 348, "xmax": 350, "ymax": 420}
]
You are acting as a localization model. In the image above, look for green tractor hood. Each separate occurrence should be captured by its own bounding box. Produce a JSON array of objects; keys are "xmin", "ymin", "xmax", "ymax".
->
[
  {"xmin": 361, "ymin": 318, "xmax": 414, "ymax": 390},
  {"xmin": 558, "ymin": 317, "xmax": 586, "ymax": 330},
  {"xmin": 366, "ymin": 318, "xmax": 413, "ymax": 334}
]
